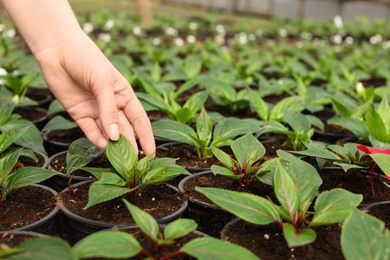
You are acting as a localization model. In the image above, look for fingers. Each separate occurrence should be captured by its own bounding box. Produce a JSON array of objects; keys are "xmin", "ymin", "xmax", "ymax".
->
[
  {"xmin": 123, "ymin": 94, "xmax": 156, "ymax": 156},
  {"xmin": 76, "ymin": 118, "xmax": 108, "ymax": 149}
]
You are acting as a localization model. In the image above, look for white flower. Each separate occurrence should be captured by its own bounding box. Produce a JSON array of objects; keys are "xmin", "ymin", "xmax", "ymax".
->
[
  {"xmin": 300, "ymin": 31, "xmax": 313, "ymax": 40},
  {"xmin": 165, "ymin": 27, "xmax": 178, "ymax": 36},
  {"xmin": 237, "ymin": 32, "xmax": 248, "ymax": 45},
  {"xmin": 82, "ymin": 23, "xmax": 94, "ymax": 34},
  {"xmin": 152, "ymin": 37, "xmax": 161, "ymax": 45},
  {"xmin": 173, "ymin": 37, "xmax": 184, "ymax": 46},
  {"xmin": 189, "ymin": 22, "xmax": 198, "ymax": 31},
  {"xmin": 104, "ymin": 19, "xmax": 115, "ymax": 30},
  {"xmin": 356, "ymin": 82, "xmax": 364, "ymax": 96},
  {"xmin": 5, "ymin": 29, "xmax": 16, "ymax": 38},
  {"xmin": 345, "ymin": 36, "xmax": 354, "ymax": 45},
  {"xmin": 278, "ymin": 28, "xmax": 287, "ymax": 38},
  {"xmin": 216, "ymin": 24, "xmax": 225, "ymax": 34},
  {"xmin": 214, "ymin": 34, "xmax": 225, "ymax": 45},
  {"xmin": 132, "ymin": 26, "xmax": 142, "ymax": 36},
  {"xmin": 98, "ymin": 33, "xmax": 111, "ymax": 42},
  {"xmin": 370, "ymin": 34, "xmax": 382, "ymax": 45},
  {"xmin": 0, "ymin": 24, "xmax": 5, "ymax": 33},
  {"xmin": 382, "ymin": 40, "xmax": 390, "ymax": 49},
  {"xmin": 186, "ymin": 35, "xmax": 196, "ymax": 43},
  {"xmin": 296, "ymin": 41, "xmax": 303, "ymax": 48},
  {"xmin": 331, "ymin": 34, "xmax": 342, "ymax": 44},
  {"xmin": 0, "ymin": 67, "xmax": 6, "ymax": 84},
  {"xmin": 334, "ymin": 15, "xmax": 344, "ymax": 30}
]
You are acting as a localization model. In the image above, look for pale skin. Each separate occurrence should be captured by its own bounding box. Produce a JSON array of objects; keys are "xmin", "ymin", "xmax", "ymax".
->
[{"xmin": 1, "ymin": 0, "xmax": 156, "ymax": 155}]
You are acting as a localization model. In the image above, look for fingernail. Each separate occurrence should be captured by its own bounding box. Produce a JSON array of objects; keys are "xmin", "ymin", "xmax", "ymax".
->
[{"xmin": 109, "ymin": 124, "xmax": 119, "ymax": 141}]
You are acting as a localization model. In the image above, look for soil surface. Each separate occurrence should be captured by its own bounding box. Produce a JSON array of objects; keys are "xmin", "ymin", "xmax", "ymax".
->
[
  {"xmin": 0, "ymin": 186, "xmax": 56, "ymax": 231},
  {"xmin": 222, "ymin": 219, "xmax": 344, "ymax": 260}
]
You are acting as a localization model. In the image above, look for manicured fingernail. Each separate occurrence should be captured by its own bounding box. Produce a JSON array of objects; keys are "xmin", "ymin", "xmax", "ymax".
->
[{"xmin": 109, "ymin": 124, "xmax": 119, "ymax": 141}]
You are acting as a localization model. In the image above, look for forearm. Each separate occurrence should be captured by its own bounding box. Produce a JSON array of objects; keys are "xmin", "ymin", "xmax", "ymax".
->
[{"xmin": 1, "ymin": 0, "xmax": 84, "ymax": 56}]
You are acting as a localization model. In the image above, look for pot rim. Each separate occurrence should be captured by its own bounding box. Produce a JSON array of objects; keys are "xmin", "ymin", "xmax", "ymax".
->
[{"xmin": 58, "ymin": 179, "xmax": 188, "ymax": 228}]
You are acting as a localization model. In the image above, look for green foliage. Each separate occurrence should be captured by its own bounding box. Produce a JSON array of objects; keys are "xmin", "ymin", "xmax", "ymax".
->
[
  {"xmin": 0, "ymin": 129, "xmax": 57, "ymax": 207},
  {"xmin": 257, "ymin": 110, "xmax": 324, "ymax": 151},
  {"xmin": 82, "ymin": 134, "xmax": 190, "ymax": 209},
  {"xmin": 291, "ymin": 142, "xmax": 372, "ymax": 173},
  {"xmin": 211, "ymin": 133, "xmax": 269, "ymax": 186},
  {"xmin": 341, "ymin": 208, "xmax": 390, "ymax": 260},
  {"xmin": 73, "ymin": 200, "xmax": 259, "ymax": 260},
  {"xmin": 197, "ymin": 150, "xmax": 362, "ymax": 247},
  {"xmin": 0, "ymin": 71, "xmax": 39, "ymax": 106},
  {"xmin": 328, "ymin": 96, "xmax": 390, "ymax": 149},
  {"xmin": 152, "ymin": 107, "xmax": 261, "ymax": 158}
]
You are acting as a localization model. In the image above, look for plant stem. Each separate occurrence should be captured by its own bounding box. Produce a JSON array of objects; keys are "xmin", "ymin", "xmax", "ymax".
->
[{"xmin": 160, "ymin": 250, "xmax": 183, "ymax": 260}]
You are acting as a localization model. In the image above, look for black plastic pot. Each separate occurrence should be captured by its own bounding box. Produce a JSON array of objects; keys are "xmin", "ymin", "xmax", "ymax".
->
[
  {"xmin": 178, "ymin": 171, "xmax": 235, "ymax": 238},
  {"xmin": 5, "ymin": 184, "xmax": 59, "ymax": 235},
  {"xmin": 47, "ymin": 150, "xmax": 96, "ymax": 192},
  {"xmin": 43, "ymin": 127, "xmax": 85, "ymax": 157},
  {"xmin": 58, "ymin": 180, "xmax": 188, "ymax": 245}
]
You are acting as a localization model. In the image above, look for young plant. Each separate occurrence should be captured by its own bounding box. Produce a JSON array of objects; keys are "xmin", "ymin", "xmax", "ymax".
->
[
  {"xmin": 291, "ymin": 141, "xmax": 372, "ymax": 172},
  {"xmin": 0, "ymin": 70, "xmax": 40, "ymax": 107},
  {"xmin": 341, "ymin": 208, "xmax": 390, "ymax": 260},
  {"xmin": 73, "ymin": 199, "xmax": 258, "ymax": 260},
  {"xmin": 328, "ymin": 96, "xmax": 390, "ymax": 149},
  {"xmin": 152, "ymin": 107, "xmax": 261, "ymax": 158},
  {"xmin": 256, "ymin": 110, "xmax": 324, "ymax": 151},
  {"xmin": 0, "ymin": 99, "xmax": 46, "ymax": 154},
  {"xmin": 81, "ymin": 134, "xmax": 190, "ymax": 209},
  {"xmin": 0, "ymin": 129, "xmax": 57, "ymax": 207},
  {"xmin": 197, "ymin": 150, "xmax": 363, "ymax": 248},
  {"xmin": 210, "ymin": 133, "xmax": 270, "ymax": 186},
  {"xmin": 357, "ymin": 145, "xmax": 390, "ymax": 191}
]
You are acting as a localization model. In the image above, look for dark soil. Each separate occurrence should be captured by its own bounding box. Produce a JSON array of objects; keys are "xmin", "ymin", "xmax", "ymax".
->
[
  {"xmin": 0, "ymin": 232, "xmax": 41, "ymax": 248},
  {"xmin": 361, "ymin": 202, "xmax": 390, "ymax": 230},
  {"xmin": 85, "ymin": 227, "xmax": 204, "ymax": 260},
  {"xmin": 43, "ymin": 128, "xmax": 86, "ymax": 156},
  {"xmin": 318, "ymin": 167, "xmax": 390, "ymax": 205},
  {"xmin": 57, "ymin": 182, "xmax": 186, "ymax": 225},
  {"xmin": 179, "ymin": 172, "xmax": 276, "ymax": 238},
  {"xmin": 0, "ymin": 186, "xmax": 56, "ymax": 231},
  {"xmin": 222, "ymin": 219, "xmax": 344, "ymax": 260}
]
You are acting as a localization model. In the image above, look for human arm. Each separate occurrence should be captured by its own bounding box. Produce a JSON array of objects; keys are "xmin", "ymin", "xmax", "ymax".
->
[{"xmin": 1, "ymin": 0, "xmax": 156, "ymax": 154}]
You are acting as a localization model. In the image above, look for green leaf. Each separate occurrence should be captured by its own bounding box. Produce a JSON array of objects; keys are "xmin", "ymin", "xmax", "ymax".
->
[
  {"xmin": 283, "ymin": 223, "xmax": 316, "ymax": 248},
  {"xmin": 66, "ymin": 138, "xmax": 104, "ymax": 175},
  {"xmin": 0, "ymin": 128, "xmax": 28, "ymax": 154},
  {"xmin": 183, "ymin": 54, "xmax": 202, "ymax": 79},
  {"xmin": 3, "ymin": 167, "xmax": 57, "ymax": 199},
  {"xmin": 369, "ymin": 153, "xmax": 390, "ymax": 178},
  {"xmin": 365, "ymin": 104, "xmax": 390, "ymax": 143},
  {"xmin": 41, "ymin": 115, "xmax": 78, "ymax": 132},
  {"xmin": 106, "ymin": 134, "xmax": 137, "ymax": 179},
  {"xmin": 277, "ymin": 150, "xmax": 322, "ymax": 203},
  {"xmin": 213, "ymin": 118, "xmax": 260, "ymax": 140},
  {"xmin": 181, "ymin": 237, "xmax": 259, "ymax": 260},
  {"xmin": 6, "ymin": 236, "xmax": 76, "ymax": 260},
  {"xmin": 0, "ymin": 119, "xmax": 45, "ymax": 153},
  {"xmin": 231, "ymin": 133, "xmax": 265, "ymax": 170},
  {"xmin": 210, "ymin": 165, "xmax": 241, "ymax": 179},
  {"xmin": 164, "ymin": 218, "xmax": 197, "ymax": 241},
  {"xmin": 211, "ymin": 147, "xmax": 234, "ymax": 168},
  {"xmin": 123, "ymin": 200, "xmax": 160, "ymax": 241},
  {"xmin": 311, "ymin": 189, "xmax": 363, "ymax": 226},
  {"xmin": 84, "ymin": 178, "xmax": 132, "ymax": 210},
  {"xmin": 152, "ymin": 119, "xmax": 198, "ymax": 146},
  {"xmin": 196, "ymin": 187, "xmax": 281, "ymax": 225},
  {"xmin": 269, "ymin": 96, "xmax": 306, "ymax": 122},
  {"xmin": 196, "ymin": 107, "xmax": 213, "ymax": 146},
  {"xmin": 273, "ymin": 161, "xmax": 300, "ymax": 222},
  {"xmin": 249, "ymin": 90, "xmax": 269, "ymax": 121},
  {"xmin": 327, "ymin": 117, "xmax": 368, "ymax": 140},
  {"xmin": 73, "ymin": 231, "xmax": 142, "ymax": 259},
  {"xmin": 341, "ymin": 208, "xmax": 390, "ymax": 260}
]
